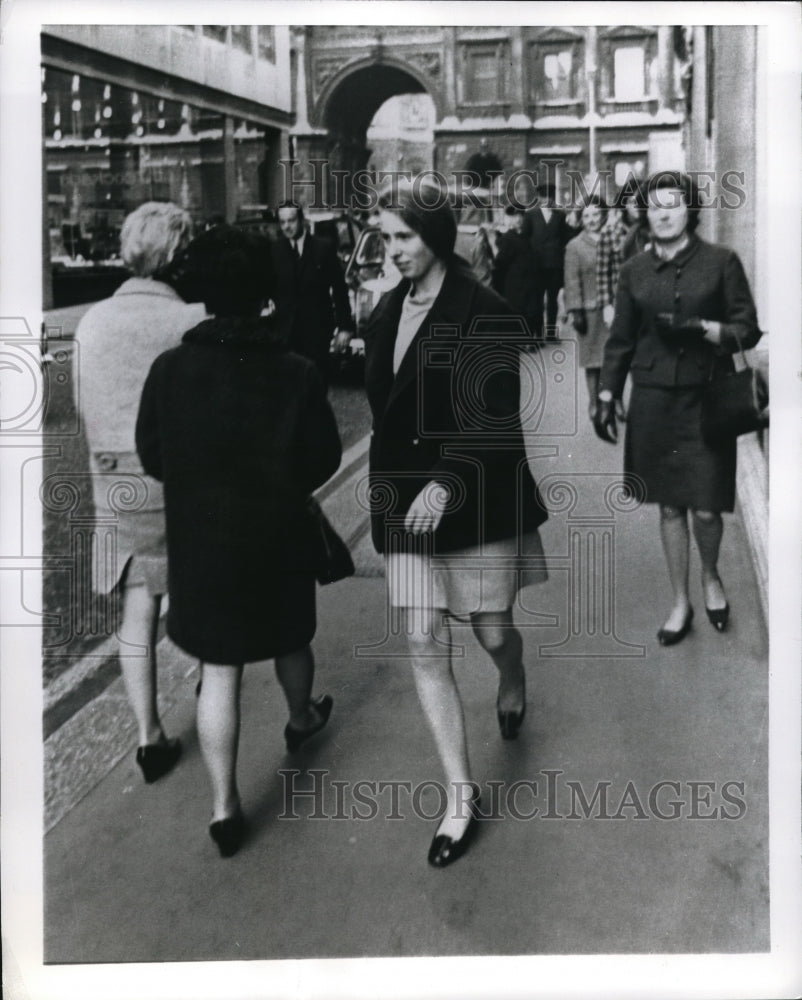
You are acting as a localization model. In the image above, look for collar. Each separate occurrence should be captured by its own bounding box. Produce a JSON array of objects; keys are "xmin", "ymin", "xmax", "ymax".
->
[
  {"xmin": 113, "ymin": 277, "xmax": 185, "ymax": 300},
  {"xmin": 649, "ymin": 233, "xmax": 701, "ymax": 271},
  {"xmin": 182, "ymin": 314, "xmax": 290, "ymax": 349}
]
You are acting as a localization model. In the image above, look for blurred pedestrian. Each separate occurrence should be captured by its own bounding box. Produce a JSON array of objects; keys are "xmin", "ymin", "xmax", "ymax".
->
[
  {"xmin": 136, "ymin": 226, "xmax": 342, "ymax": 856},
  {"xmin": 269, "ymin": 201, "xmax": 354, "ymax": 385},
  {"xmin": 365, "ymin": 180, "xmax": 548, "ymax": 868},
  {"xmin": 75, "ymin": 201, "xmax": 205, "ymax": 784},
  {"xmin": 594, "ymin": 171, "xmax": 762, "ymax": 644},
  {"xmin": 564, "ymin": 194, "xmax": 609, "ymax": 419},
  {"xmin": 491, "ymin": 205, "xmax": 539, "ymax": 337},
  {"xmin": 522, "ymin": 182, "xmax": 574, "ymax": 339}
]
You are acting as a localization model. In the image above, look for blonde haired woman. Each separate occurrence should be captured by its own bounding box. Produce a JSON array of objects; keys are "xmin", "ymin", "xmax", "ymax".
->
[{"xmin": 75, "ymin": 202, "xmax": 205, "ymax": 782}]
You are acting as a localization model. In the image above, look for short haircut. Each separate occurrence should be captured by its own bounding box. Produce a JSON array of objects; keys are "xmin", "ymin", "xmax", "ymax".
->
[
  {"xmin": 182, "ymin": 224, "xmax": 272, "ymax": 317},
  {"xmin": 120, "ymin": 202, "xmax": 193, "ymax": 277},
  {"xmin": 504, "ymin": 204, "xmax": 524, "ymax": 217},
  {"xmin": 377, "ymin": 178, "xmax": 457, "ymax": 261},
  {"xmin": 644, "ymin": 170, "xmax": 702, "ymax": 231}
]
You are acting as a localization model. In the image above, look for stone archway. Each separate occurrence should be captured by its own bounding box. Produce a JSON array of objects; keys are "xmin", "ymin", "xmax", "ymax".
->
[{"xmin": 300, "ymin": 58, "xmax": 438, "ymax": 206}]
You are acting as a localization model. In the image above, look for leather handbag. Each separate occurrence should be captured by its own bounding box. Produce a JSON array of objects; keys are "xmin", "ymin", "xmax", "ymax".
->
[
  {"xmin": 701, "ymin": 330, "xmax": 768, "ymax": 447},
  {"xmin": 306, "ymin": 497, "xmax": 355, "ymax": 585}
]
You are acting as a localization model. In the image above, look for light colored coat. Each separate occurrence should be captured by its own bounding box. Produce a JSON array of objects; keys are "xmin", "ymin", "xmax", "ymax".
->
[{"xmin": 74, "ymin": 278, "xmax": 205, "ymax": 590}]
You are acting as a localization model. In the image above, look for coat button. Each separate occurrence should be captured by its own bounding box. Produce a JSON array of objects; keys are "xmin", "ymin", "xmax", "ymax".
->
[
  {"xmin": 678, "ymin": 348, "xmax": 686, "ymax": 357},
  {"xmin": 412, "ymin": 438, "xmax": 419, "ymax": 446}
]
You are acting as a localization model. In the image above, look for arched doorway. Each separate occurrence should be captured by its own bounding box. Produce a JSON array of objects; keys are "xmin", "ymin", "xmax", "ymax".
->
[
  {"xmin": 464, "ymin": 150, "xmax": 504, "ymax": 190},
  {"xmin": 315, "ymin": 60, "xmax": 438, "ymax": 203}
]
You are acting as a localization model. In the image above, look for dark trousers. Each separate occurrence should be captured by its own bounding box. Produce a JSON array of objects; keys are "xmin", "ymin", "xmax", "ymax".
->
[{"xmin": 533, "ymin": 268, "xmax": 563, "ymax": 339}]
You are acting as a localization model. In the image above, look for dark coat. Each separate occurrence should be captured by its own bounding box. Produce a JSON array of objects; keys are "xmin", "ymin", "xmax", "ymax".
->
[
  {"xmin": 491, "ymin": 230, "xmax": 539, "ymax": 319},
  {"xmin": 135, "ymin": 316, "xmax": 342, "ymax": 663},
  {"xmin": 268, "ymin": 232, "xmax": 353, "ymax": 374},
  {"xmin": 522, "ymin": 206, "xmax": 574, "ymax": 271},
  {"xmin": 600, "ymin": 235, "xmax": 761, "ymax": 396},
  {"xmin": 364, "ymin": 264, "xmax": 547, "ymax": 556}
]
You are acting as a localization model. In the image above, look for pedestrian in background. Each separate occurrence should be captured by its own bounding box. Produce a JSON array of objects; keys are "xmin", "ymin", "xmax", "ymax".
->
[
  {"xmin": 268, "ymin": 201, "xmax": 354, "ymax": 386},
  {"xmin": 365, "ymin": 180, "xmax": 548, "ymax": 868},
  {"xmin": 491, "ymin": 205, "xmax": 539, "ymax": 337},
  {"xmin": 522, "ymin": 182, "xmax": 575, "ymax": 339},
  {"xmin": 136, "ymin": 226, "xmax": 342, "ymax": 857},
  {"xmin": 75, "ymin": 201, "xmax": 205, "ymax": 784},
  {"xmin": 594, "ymin": 171, "xmax": 761, "ymax": 645},
  {"xmin": 564, "ymin": 194, "xmax": 609, "ymax": 420}
]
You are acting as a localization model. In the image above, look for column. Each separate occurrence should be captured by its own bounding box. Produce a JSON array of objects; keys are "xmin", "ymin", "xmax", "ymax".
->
[{"xmin": 657, "ymin": 25, "xmax": 674, "ymax": 109}]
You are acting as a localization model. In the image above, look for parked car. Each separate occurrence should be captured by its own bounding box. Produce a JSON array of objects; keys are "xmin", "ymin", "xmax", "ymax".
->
[{"xmin": 305, "ymin": 209, "xmax": 362, "ymax": 268}]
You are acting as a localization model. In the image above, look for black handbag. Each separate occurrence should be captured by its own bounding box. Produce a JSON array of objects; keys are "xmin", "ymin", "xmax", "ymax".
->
[
  {"xmin": 701, "ymin": 330, "xmax": 768, "ymax": 447},
  {"xmin": 306, "ymin": 497, "xmax": 355, "ymax": 585}
]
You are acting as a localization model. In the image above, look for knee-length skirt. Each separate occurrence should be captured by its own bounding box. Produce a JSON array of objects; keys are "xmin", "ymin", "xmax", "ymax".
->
[{"xmin": 624, "ymin": 383, "xmax": 737, "ymax": 512}]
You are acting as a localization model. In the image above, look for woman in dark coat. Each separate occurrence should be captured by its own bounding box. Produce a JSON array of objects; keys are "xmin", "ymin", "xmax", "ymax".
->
[
  {"xmin": 594, "ymin": 171, "xmax": 761, "ymax": 644},
  {"xmin": 136, "ymin": 226, "xmax": 342, "ymax": 856},
  {"xmin": 365, "ymin": 180, "xmax": 548, "ymax": 868}
]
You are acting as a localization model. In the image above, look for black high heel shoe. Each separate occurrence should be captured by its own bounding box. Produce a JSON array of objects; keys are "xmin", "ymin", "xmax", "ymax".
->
[
  {"xmin": 284, "ymin": 694, "xmax": 333, "ymax": 753},
  {"xmin": 657, "ymin": 607, "xmax": 694, "ymax": 647},
  {"xmin": 705, "ymin": 602, "xmax": 730, "ymax": 632},
  {"xmin": 135, "ymin": 738, "xmax": 182, "ymax": 783},
  {"xmin": 428, "ymin": 789, "xmax": 481, "ymax": 869},
  {"xmin": 209, "ymin": 809, "xmax": 246, "ymax": 858}
]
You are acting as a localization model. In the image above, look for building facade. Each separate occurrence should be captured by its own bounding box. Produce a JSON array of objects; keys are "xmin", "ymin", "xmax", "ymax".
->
[{"xmin": 291, "ymin": 25, "xmax": 687, "ymax": 204}]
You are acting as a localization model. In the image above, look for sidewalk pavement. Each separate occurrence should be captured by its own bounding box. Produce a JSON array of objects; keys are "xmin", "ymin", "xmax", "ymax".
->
[{"xmin": 44, "ymin": 340, "xmax": 769, "ymax": 962}]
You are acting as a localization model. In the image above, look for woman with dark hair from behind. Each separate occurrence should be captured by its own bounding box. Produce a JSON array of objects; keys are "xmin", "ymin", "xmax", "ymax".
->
[
  {"xmin": 136, "ymin": 226, "xmax": 342, "ymax": 856},
  {"xmin": 594, "ymin": 171, "xmax": 761, "ymax": 645},
  {"xmin": 365, "ymin": 179, "xmax": 548, "ymax": 867}
]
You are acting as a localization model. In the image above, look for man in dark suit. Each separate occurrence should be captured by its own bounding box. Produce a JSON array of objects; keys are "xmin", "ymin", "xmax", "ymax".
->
[
  {"xmin": 269, "ymin": 201, "xmax": 353, "ymax": 384},
  {"xmin": 491, "ymin": 206, "xmax": 539, "ymax": 336},
  {"xmin": 523, "ymin": 182, "xmax": 576, "ymax": 339}
]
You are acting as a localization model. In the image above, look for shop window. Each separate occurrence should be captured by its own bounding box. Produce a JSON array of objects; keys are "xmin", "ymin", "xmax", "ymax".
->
[
  {"xmin": 231, "ymin": 26, "xmax": 253, "ymax": 54},
  {"xmin": 202, "ymin": 25, "xmax": 228, "ymax": 44},
  {"xmin": 257, "ymin": 26, "xmax": 276, "ymax": 62}
]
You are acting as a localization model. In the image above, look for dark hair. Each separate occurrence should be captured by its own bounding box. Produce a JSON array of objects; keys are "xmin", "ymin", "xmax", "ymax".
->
[
  {"xmin": 277, "ymin": 200, "xmax": 304, "ymax": 220},
  {"xmin": 644, "ymin": 170, "xmax": 701, "ymax": 231},
  {"xmin": 377, "ymin": 179, "xmax": 457, "ymax": 261},
  {"xmin": 504, "ymin": 204, "xmax": 524, "ymax": 217},
  {"xmin": 182, "ymin": 225, "xmax": 271, "ymax": 317}
]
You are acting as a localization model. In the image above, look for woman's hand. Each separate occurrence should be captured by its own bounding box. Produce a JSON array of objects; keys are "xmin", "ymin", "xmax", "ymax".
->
[
  {"xmin": 603, "ymin": 304, "xmax": 615, "ymax": 328},
  {"xmin": 405, "ymin": 481, "xmax": 449, "ymax": 534}
]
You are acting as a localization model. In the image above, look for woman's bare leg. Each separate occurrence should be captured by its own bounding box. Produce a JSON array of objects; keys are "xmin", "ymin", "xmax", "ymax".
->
[
  {"xmin": 659, "ymin": 504, "xmax": 692, "ymax": 630},
  {"xmin": 274, "ymin": 644, "xmax": 320, "ymax": 730},
  {"xmin": 118, "ymin": 583, "xmax": 167, "ymax": 746},
  {"xmin": 196, "ymin": 662, "xmax": 243, "ymax": 821},
  {"xmin": 692, "ymin": 509, "xmax": 727, "ymax": 609},
  {"xmin": 471, "ymin": 609, "xmax": 524, "ymax": 713},
  {"xmin": 405, "ymin": 606, "xmax": 475, "ymax": 841}
]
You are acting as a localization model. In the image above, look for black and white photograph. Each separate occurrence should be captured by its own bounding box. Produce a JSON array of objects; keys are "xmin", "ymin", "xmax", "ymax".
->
[{"xmin": 1, "ymin": 2, "xmax": 800, "ymax": 999}]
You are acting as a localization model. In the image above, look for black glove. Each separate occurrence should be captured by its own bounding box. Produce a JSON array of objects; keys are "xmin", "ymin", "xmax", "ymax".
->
[
  {"xmin": 571, "ymin": 309, "xmax": 588, "ymax": 336},
  {"xmin": 593, "ymin": 397, "xmax": 618, "ymax": 444},
  {"xmin": 654, "ymin": 312, "xmax": 706, "ymax": 338}
]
